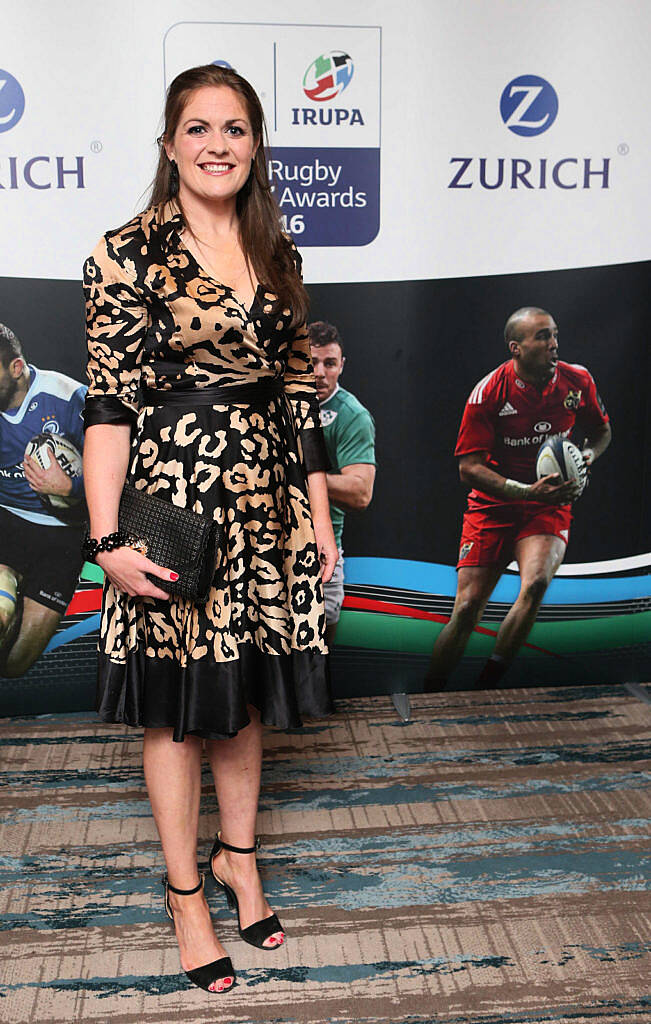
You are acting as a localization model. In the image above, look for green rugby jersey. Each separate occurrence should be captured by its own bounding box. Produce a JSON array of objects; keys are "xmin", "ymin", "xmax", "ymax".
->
[{"xmin": 320, "ymin": 385, "xmax": 376, "ymax": 548}]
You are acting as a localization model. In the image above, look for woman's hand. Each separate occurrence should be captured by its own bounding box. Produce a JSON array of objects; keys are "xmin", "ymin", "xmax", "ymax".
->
[
  {"xmin": 313, "ymin": 516, "xmax": 338, "ymax": 584},
  {"xmin": 96, "ymin": 546, "xmax": 177, "ymax": 599}
]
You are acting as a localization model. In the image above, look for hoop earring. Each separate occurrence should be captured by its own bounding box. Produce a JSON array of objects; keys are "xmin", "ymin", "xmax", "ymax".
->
[{"xmin": 169, "ymin": 159, "xmax": 179, "ymax": 197}]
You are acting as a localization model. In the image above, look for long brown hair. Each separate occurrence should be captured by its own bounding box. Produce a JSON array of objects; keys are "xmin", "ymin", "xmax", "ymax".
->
[{"xmin": 149, "ymin": 64, "xmax": 308, "ymax": 325}]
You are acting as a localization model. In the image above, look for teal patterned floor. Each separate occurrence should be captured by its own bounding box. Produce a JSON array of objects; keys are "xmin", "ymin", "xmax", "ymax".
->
[{"xmin": 1, "ymin": 685, "xmax": 650, "ymax": 1023}]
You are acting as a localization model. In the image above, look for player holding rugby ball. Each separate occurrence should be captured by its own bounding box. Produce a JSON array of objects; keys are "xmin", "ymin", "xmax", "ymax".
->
[
  {"xmin": 0, "ymin": 324, "xmax": 86, "ymax": 678},
  {"xmin": 424, "ymin": 306, "xmax": 611, "ymax": 691}
]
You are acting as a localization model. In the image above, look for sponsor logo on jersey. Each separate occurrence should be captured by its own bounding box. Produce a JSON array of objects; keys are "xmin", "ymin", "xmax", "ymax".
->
[
  {"xmin": 504, "ymin": 427, "xmax": 571, "ymax": 447},
  {"xmin": 499, "ymin": 401, "xmax": 518, "ymax": 416},
  {"xmin": 459, "ymin": 541, "xmax": 474, "ymax": 561},
  {"xmin": 515, "ymin": 378, "xmax": 526, "ymax": 388},
  {"xmin": 28, "ymin": 401, "xmax": 38, "ymax": 412},
  {"xmin": 564, "ymin": 389, "xmax": 582, "ymax": 410},
  {"xmin": 320, "ymin": 408, "xmax": 338, "ymax": 427},
  {"xmin": 534, "ymin": 421, "xmax": 552, "ymax": 432},
  {"xmin": 500, "ymin": 75, "xmax": 559, "ymax": 137}
]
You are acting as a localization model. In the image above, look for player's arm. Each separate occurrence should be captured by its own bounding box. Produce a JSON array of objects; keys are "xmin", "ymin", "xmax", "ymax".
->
[
  {"xmin": 326, "ymin": 463, "xmax": 376, "ymax": 510},
  {"xmin": 27, "ymin": 384, "xmax": 89, "ymax": 501},
  {"xmin": 578, "ymin": 369, "xmax": 611, "ymax": 466},
  {"xmin": 327, "ymin": 406, "xmax": 376, "ymax": 510},
  {"xmin": 23, "ymin": 381, "xmax": 87, "ymax": 497},
  {"xmin": 582, "ymin": 421, "xmax": 611, "ymax": 466},
  {"xmin": 458, "ymin": 451, "xmax": 577, "ymax": 505},
  {"xmin": 65, "ymin": 384, "xmax": 88, "ymax": 499}
]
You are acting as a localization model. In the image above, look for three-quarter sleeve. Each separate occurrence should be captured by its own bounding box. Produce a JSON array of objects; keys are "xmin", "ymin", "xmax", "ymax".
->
[
  {"xmin": 283, "ymin": 320, "xmax": 329, "ymax": 473},
  {"xmin": 281, "ymin": 241, "xmax": 328, "ymax": 473},
  {"xmin": 82, "ymin": 236, "xmax": 148, "ymax": 430}
]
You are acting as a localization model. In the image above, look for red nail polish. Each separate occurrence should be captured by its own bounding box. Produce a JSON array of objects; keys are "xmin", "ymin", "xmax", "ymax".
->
[{"xmin": 170, "ymin": 572, "xmax": 179, "ymax": 581}]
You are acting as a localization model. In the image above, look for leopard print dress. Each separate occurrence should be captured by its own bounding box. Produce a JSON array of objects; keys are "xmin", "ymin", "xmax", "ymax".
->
[{"xmin": 83, "ymin": 201, "xmax": 331, "ymax": 741}]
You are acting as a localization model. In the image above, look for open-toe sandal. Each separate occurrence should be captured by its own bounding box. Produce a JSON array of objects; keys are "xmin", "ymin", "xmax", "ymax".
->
[
  {"xmin": 163, "ymin": 873, "xmax": 235, "ymax": 992},
  {"xmin": 209, "ymin": 833, "xmax": 284, "ymax": 950}
]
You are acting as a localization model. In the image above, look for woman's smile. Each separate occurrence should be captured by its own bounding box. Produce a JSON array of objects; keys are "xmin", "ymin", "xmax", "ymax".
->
[{"xmin": 198, "ymin": 162, "xmax": 235, "ymax": 176}]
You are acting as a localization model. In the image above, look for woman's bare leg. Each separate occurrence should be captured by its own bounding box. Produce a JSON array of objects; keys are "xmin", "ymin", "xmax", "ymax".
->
[
  {"xmin": 205, "ymin": 707, "xmax": 284, "ymax": 948},
  {"xmin": 143, "ymin": 727, "xmax": 233, "ymax": 991}
]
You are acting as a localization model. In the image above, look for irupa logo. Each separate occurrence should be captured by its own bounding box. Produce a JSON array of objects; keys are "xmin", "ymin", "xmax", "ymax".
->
[
  {"xmin": 292, "ymin": 51, "xmax": 364, "ymax": 127},
  {"xmin": 304, "ymin": 51, "xmax": 353, "ymax": 102},
  {"xmin": 448, "ymin": 75, "xmax": 611, "ymax": 191}
]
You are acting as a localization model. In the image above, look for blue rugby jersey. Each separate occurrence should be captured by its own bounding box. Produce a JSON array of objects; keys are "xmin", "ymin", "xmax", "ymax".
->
[{"xmin": 0, "ymin": 365, "xmax": 87, "ymax": 526}]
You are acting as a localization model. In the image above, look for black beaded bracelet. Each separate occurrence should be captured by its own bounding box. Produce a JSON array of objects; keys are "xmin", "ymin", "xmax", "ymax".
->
[{"xmin": 82, "ymin": 530, "xmax": 135, "ymax": 562}]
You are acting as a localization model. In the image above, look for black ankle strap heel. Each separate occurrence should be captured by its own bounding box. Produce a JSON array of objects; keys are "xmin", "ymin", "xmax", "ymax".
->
[
  {"xmin": 215, "ymin": 836, "xmax": 261, "ymax": 855},
  {"xmin": 209, "ymin": 832, "xmax": 284, "ymax": 950},
  {"xmin": 163, "ymin": 874, "xmax": 204, "ymax": 918},
  {"xmin": 162, "ymin": 873, "xmax": 235, "ymax": 993}
]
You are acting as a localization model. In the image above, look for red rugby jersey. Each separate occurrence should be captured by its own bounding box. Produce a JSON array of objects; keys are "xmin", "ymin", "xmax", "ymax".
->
[{"xmin": 455, "ymin": 360, "xmax": 609, "ymax": 506}]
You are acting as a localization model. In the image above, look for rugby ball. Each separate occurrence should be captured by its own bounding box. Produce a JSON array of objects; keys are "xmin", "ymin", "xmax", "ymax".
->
[
  {"xmin": 536, "ymin": 436, "xmax": 587, "ymax": 498},
  {"xmin": 24, "ymin": 433, "xmax": 82, "ymax": 509}
]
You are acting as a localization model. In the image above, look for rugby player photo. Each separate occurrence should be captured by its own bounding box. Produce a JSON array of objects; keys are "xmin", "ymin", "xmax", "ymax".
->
[
  {"xmin": 0, "ymin": 324, "xmax": 87, "ymax": 678},
  {"xmin": 424, "ymin": 306, "xmax": 611, "ymax": 691},
  {"xmin": 309, "ymin": 321, "xmax": 376, "ymax": 646}
]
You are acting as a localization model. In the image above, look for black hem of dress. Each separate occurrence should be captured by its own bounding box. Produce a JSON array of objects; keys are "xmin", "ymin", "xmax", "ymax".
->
[{"xmin": 96, "ymin": 643, "xmax": 333, "ymax": 742}]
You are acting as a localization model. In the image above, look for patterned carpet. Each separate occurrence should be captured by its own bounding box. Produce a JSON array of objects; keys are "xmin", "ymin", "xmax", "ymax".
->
[{"xmin": 1, "ymin": 685, "xmax": 650, "ymax": 1024}]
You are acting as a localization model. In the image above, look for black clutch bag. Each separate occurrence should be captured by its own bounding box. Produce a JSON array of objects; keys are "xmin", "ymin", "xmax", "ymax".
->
[{"xmin": 118, "ymin": 483, "xmax": 218, "ymax": 602}]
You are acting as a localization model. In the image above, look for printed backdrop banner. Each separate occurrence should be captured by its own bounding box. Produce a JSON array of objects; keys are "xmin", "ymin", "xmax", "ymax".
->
[
  {"xmin": 0, "ymin": 0, "xmax": 648, "ymax": 714},
  {"xmin": 2, "ymin": 0, "xmax": 650, "ymax": 280}
]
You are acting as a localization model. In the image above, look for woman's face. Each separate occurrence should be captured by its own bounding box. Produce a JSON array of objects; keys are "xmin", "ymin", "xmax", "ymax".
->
[{"xmin": 166, "ymin": 85, "xmax": 259, "ymax": 205}]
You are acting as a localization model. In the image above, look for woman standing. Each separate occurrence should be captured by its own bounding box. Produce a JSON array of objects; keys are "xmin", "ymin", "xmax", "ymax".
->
[{"xmin": 82, "ymin": 65, "xmax": 337, "ymax": 994}]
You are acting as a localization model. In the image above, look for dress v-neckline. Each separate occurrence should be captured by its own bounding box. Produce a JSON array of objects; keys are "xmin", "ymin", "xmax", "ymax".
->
[{"xmin": 177, "ymin": 232, "xmax": 262, "ymax": 318}]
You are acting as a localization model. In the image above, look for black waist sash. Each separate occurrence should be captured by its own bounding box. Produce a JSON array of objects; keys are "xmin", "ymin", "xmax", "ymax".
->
[{"xmin": 141, "ymin": 378, "xmax": 284, "ymax": 407}]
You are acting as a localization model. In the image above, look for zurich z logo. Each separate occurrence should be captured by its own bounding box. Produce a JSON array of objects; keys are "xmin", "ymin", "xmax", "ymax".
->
[
  {"xmin": 500, "ymin": 75, "xmax": 558, "ymax": 136},
  {"xmin": 0, "ymin": 69, "xmax": 25, "ymax": 133}
]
